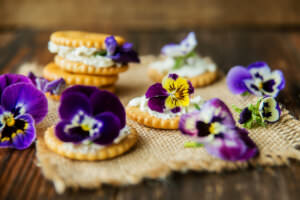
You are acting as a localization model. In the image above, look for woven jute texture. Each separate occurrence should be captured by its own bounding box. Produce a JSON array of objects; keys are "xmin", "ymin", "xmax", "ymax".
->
[{"xmin": 18, "ymin": 56, "xmax": 300, "ymax": 193}]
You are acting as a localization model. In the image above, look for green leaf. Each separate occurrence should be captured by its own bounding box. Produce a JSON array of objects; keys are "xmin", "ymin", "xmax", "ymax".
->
[
  {"xmin": 241, "ymin": 91, "xmax": 250, "ymax": 96},
  {"xmin": 194, "ymin": 104, "xmax": 201, "ymax": 110},
  {"xmin": 172, "ymin": 57, "xmax": 185, "ymax": 69},
  {"xmin": 94, "ymin": 50, "xmax": 107, "ymax": 56},
  {"xmin": 184, "ymin": 141, "xmax": 204, "ymax": 148},
  {"xmin": 232, "ymin": 105, "xmax": 242, "ymax": 113},
  {"xmin": 172, "ymin": 50, "xmax": 197, "ymax": 70}
]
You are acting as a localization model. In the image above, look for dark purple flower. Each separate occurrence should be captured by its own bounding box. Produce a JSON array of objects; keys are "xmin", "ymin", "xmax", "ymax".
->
[
  {"xmin": 239, "ymin": 108, "xmax": 252, "ymax": 124},
  {"xmin": 227, "ymin": 62, "xmax": 285, "ymax": 97},
  {"xmin": 179, "ymin": 98, "xmax": 258, "ymax": 161},
  {"xmin": 145, "ymin": 74, "xmax": 194, "ymax": 113},
  {"xmin": 28, "ymin": 72, "xmax": 66, "ymax": 95},
  {"xmin": 55, "ymin": 85, "xmax": 126, "ymax": 145},
  {"xmin": 105, "ymin": 36, "xmax": 140, "ymax": 64},
  {"xmin": 0, "ymin": 74, "xmax": 48, "ymax": 149},
  {"xmin": 0, "ymin": 74, "xmax": 31, "ymax": 97}
]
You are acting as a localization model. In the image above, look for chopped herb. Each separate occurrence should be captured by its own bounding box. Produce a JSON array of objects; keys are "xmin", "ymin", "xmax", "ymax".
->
[
  {"xmin": 94, "ymin": 50, "xmax": 107, "ymax": 56},
  {"xmin": 184, "ymin": 141, "xmax": 204, "ymax": 148}
]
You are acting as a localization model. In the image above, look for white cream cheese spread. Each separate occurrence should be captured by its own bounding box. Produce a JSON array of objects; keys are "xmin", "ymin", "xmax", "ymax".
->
[
  {"xmin": 59, "ymin": 126, "xmax": 131, "ymax": 154},
  {"xmin": 149, "ymin": 55, "xmax": 217, "ymax": 77},
  {"xmin": 48, "ymin": 42, "xmax": 116, "ymax": 68},
  {"xmin": 128, "ymin": 95, "xmax": 205, "ymax": 119}
]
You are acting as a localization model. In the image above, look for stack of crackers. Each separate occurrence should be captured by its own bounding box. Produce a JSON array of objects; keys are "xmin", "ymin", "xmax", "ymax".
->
[{"xmin": 43, "ymin": 31, "xmax": 130, "ymax": 96}]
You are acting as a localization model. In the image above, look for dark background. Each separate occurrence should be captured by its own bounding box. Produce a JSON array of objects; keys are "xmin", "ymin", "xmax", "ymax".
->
[{"xmin": 1, "ymin": 0, "xmax": 300, "ymax": 200}]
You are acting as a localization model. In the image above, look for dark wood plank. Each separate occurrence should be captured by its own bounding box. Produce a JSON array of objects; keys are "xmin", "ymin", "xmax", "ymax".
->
[
  {"xmin": 0, "ymin": 29, "xmax": 300, "ymax": 200},
  {"xmin": 2, "ymin": 0, "xmax": 300, "ymax": 30}
]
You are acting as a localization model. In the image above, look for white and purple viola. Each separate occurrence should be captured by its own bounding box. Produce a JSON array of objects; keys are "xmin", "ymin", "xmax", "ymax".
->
[
  {"xmin": 179, "ymin": 98, "xmax": 258, "ymax": 161},
  {"xmin": 227, "ymin": 61, "xmax": 285, "ymax": 98}
]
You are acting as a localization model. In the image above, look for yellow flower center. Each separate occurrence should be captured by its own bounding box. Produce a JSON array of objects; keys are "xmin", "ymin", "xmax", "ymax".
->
[
  {"xmin": 6, "ymin": 117, "xmax": 15, "ymax": 127},
  {"xmin": 81, "ymin": 124, "xmax": 90, "ymax": 131},
  {"xmin": 209, "ymin": 122, "xmax": 223, "ymax": 135},
  {"xmin": 258, "ymin": 82, "xmax": 263, "ymax": 89}
]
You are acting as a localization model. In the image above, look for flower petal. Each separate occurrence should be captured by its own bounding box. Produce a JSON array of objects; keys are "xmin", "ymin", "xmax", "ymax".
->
[
  {"xmin": 90, "ymin": 90, "xmax": 126, "ymax": 128},
  {"xmin": 179, "ymin": 111, "xmax": 202, "ymax": 137},
  {"xmin": 259, "ymin": 97, "xmax": 281, "ymax": 122},
  {"xmin": 226, "ymin": 66, "xmax": 252, "ymax": 94},
  {"xmin": 105, "ymin": 36, "xmax": 117, "ymax": 56},
  {"xmin": 239, "ymin": 108, "xmax": 252, "ymax": 124},
  {"xmin": 161, "ymin": 32, "xmax": 197, "ymax": 57},
  {"xmin": 247, "ymin": 61, "xmax": 270, "ymax": 74},
  {"xmin": 59, "ymin": 92, "xmax": 92, "ymax": 121},
  {"xmin": 55, "ymin": 120, "xmax": 88, "ymax": 143},
  {"xmin": 205, "ymin": 128, "xmax": 258, "ymax": 161},
  {"xmin": 61, "ymin": 85, "xmax": 99, "ymax": 99},
  {"xmin": 109, "ymin": 42, "xmax": 140, "ymax": 64},
  {"xmin": 11, "ymin": 114, "xmax": 36, "ymax": 150},
  {"xmin": 45, "ymin": 78, "xmax": 66, "ymax": 95},
  {"xmin": 0, "ymin": 74, "xmax": 31, "ymax": 97},
  {"xmin": 1, "ymin": 83, "xmax": 48, "ymax": 123},
  {"xmin": 188, "ymin": 80, "xmax": 194, "ymax": 94},
  {"xmin": 93, "ymin": 112, "xmax": 121, "ymax": 145},
  {"xmin": 145, "ymin": 83, "xmax": 168, "ymax": 98},
  {"xmin": 201, "ymin": 98, "xmax": 236, "ymax": 127},
  {"xmin": 147, "ymin": 96, "xmax": 167, "ymax": 113}
]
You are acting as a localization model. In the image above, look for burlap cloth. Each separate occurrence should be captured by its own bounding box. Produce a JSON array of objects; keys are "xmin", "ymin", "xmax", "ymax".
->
[{"xmin": 18, "ymin": 56, "xmax": 300, "ymax": 193}]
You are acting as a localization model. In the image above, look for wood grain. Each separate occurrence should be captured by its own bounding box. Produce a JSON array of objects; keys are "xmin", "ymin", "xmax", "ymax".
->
[
  {"xmin": 0, "ymin": 29, "xmax": 300, "ymax": 200},
  {"xmin": 1, "ymin": 0, "xmax": 300, "ymax": 29}
]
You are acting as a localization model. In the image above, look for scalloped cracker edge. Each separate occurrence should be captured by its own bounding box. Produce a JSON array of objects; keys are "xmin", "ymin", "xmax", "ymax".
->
[
  {"xmin": 43, "ymin": 62, "xmax": 118, "ymax": 86},
  {"xmin": 50, "ymin": 31, "xmax": 125, "ymax": 49},
  {"xmin": 147, "ymin": 68, "xmax": 219, "ymax": 88},
  {"xmin": 126, "ymin": 106, "xmax": 179, "ymax": 130},
  {"xmin": 44, "ymin": 126, "xmax": 138, "ymax": 161}
]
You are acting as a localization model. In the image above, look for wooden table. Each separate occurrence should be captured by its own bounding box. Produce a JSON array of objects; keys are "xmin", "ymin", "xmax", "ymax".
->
[{"xmin": 0, "ymin": 28, "xmax": 300, "ymax": 200}]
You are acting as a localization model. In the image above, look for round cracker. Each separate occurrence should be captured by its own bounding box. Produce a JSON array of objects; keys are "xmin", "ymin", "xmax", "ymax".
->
[
  {"xmin": 126, "ymin": 106, "xmax": 179, "ymax": 130},
  {"xmin": 43, "ymin": 62, "xmax": 118, "ymax": 87},
  {"xmin": 44, "ymin": 126, "xmax": 138, "ymax": 161},
  {"xmin": 55, "ymin": 56, "xmax": 128, "ymax": 75},
  {"xmin": 147, "ymin": 68, "xmax": 218, "ymax": 88},
  {"xmin": 50, "ymin": 31, "xmax": 125, "ymax": 48}
]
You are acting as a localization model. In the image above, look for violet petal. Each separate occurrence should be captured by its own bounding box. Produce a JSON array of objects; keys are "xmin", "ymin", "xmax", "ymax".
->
[
  {"xmin": 45, "ymin": 78, "xmax": 66, "ymax": 95},
  {"xmin": 226, "ymin": 66, "xmax": 252, "ymax": 94},
  {"xmin": 105, "ymin": 36, "xmax": 118, "ymax": 56},
  {"xmin": 90, "ymin": 90, "xmax": 126, "ymax": 128},
  {"xmin": 0, "ymin": 74, "xmax": 31, "ymax": 98},
  {"xmin": 61, "ymin": 85, "xmax": 99, "ymax": 99},
  {"xmin": 93, "ymin": 112, "xmax": 121, "ymax": 145},
  {"xmin": 55, "ymin": 120, "xmax": 88, "ymax": 143},
  {"xmin": 239, "ymin": 108, "xmax": 252, "ymax": 124},
  {"xmin": 11, "ymin": 114, "xmax": 36, "ymax": 150},
  {"xmin": 179, "ymin": 111, "xmax": 202, "ymax": 137},
  {"xmin": 59, "ymin": 92, "xmax": 92, "ymax": 121},
  {"xmin": 1, "ymin": 83, "xmax": 48, "ymax": 123},
  {"xmin": 205, "ymin": 128, "xmax": 257, "ymax": 161},
  {"xmin": 201, "ymin": 98, "xmax": 236, "ymax": 127},
  {"xmin": 147, "ymin": 96, "xmax": 167, "ymax": 113},
  {"xmin": 145, "ymin": 83, "xmax": 168, "ymax": 98}
]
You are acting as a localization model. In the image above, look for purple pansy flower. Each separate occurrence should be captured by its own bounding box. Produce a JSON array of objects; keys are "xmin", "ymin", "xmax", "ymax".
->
[
  {"xmin": 0, "ymin": 74, "xmax": 48, "ymax": 149},
  {"xmin": 104, "ymin": 36, "xmax": 140, "ymax": 64},
  {"xmin": 28, "ymin": 72, "xmax": 66, "ymax": 95},
  {"xmin": 145, "ymin": 73, "xmax": 194, "ymax": 113},
  {"xmin": 179, "ymin": 98, "xmax": 258, "ymax": 161},
  {"xmin": 55, "ymin": 85, "xmax": 126, "ymax": 145},
  {"xmin": 161, "ymin": 32, "xmax": 197, "ymax": 57},
  {"xmin": 227, "ymin": 62, "xmax": 285, "ymax": 97}
]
